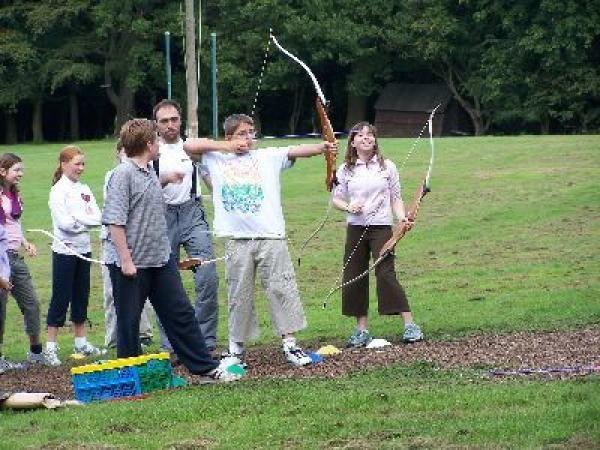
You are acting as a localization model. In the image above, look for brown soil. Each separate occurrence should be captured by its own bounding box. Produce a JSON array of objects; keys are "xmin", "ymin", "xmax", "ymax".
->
[{"xmin": 1, "ymin": 327, "xmax": 598, "ymax": 401}]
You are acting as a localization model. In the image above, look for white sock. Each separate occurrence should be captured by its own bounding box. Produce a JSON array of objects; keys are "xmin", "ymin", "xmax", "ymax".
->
[
  {"xmin": 46, "ymin": 341, "xmax": 58, "ymax": 351},
  {"xmin": 282, "ymin": 337, "xmax": 296, "ymax": 350},
  {"xmin": 74, "ymin": 337, "xmax": 87, "ymax": 348},
  {"xmin": 229, "ymin": 340, "xmax": 244, "ymax": 355}
]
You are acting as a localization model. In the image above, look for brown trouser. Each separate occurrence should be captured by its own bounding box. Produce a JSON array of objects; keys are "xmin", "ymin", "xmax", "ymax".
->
[{"xmin": 342, "ymin": 225, "xmax": 411, "ymax": 317}]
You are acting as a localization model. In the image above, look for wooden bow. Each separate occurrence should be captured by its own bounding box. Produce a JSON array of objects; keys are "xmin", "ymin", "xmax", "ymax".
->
[
  {"xmin": 378, "ymin": 104, "xmax": 438, "ymax": 257},
  {"xmin": 316, "ymin": 97, "xmax": 338, "ymax": 191},
  {"xmin": 270, "ymin": 32, "xmax": 337, "ymax": 191}
]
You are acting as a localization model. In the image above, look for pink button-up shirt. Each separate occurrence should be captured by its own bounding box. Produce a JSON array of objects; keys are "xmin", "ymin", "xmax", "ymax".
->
[
  {"xmin": 333, "ymin": 156, "xmax": 401, "ymax": 226},
  {"xmin": 1, "ymin": 194, "xmax": 23, "ymax": 251}
]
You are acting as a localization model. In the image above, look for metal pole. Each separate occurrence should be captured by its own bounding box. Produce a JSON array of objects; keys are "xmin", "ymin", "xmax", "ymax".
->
[
  {"xmin": 197, "ymin": 0, "xmax": 201, "ymax": 90},
  {"xmin": 164, "ymin": 31, "xmax": 172, "ymax": 99},
  {"xmin": 211, "ymin": 32, "xmax": 217, "ymax": 138}
]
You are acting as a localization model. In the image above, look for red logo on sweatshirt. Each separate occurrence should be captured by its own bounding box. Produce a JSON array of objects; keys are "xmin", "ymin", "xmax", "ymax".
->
[{"xmin": 81, "ymin": 193, "xmax": 91, "ymax": 202}]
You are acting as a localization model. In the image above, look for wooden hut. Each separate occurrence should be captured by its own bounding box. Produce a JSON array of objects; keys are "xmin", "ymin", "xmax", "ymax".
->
[{"xmin": 374, "ymin": 83, "xmax": 471, "ymax": 137}]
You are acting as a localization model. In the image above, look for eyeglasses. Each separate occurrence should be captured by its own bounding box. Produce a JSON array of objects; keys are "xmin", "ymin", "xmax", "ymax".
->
[{"xmin": 233, "ymin": 130, "xmax": 257, "ymax": 138}]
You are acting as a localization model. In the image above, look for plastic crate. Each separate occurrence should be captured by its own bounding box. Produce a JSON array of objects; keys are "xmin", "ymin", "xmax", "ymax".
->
[
  {"xmin": 137, "ymin": 353, "xmax": 173, "ymax": 394},
  {"xmin": 71, "ymin": 357, "xmax": 142, "ymax": 403},
  {"xmin": 71, "ymin": 353, "xmax": 175, "ymax": 402}
]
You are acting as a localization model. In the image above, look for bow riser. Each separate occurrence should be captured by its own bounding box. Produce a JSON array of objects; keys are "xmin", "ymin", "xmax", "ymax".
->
[
  {"xmin": 315, "ymin": 97, "xmax": 337, "ymax": 191},
  {"xmin": 379, "ymin": 181, "xmax": 430, "ymax": 256}
]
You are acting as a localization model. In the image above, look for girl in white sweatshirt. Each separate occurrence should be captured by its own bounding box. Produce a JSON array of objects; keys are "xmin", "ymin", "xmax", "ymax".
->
[{"xmin": 45, "ymin": 146, "xmax": 103, "ymax": 366}]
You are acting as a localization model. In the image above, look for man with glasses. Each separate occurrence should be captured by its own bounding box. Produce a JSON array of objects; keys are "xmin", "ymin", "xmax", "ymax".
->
[{"xmin": 153, "ymin": 100, "xmax": 244, "ymax": 356}]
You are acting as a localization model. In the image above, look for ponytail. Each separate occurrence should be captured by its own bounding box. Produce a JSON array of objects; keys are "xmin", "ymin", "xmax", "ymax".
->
[{"xmin": 52, "ymin": 145, "xmax": 84, "ymax": 185}]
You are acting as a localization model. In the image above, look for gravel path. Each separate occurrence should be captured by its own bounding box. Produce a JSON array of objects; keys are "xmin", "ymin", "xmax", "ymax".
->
[{"xmin": 2, "ymin": 327, "xmax": 598, "ymax": 401}]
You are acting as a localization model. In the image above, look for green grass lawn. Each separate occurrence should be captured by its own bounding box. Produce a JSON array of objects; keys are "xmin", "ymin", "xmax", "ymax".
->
[{"xmin": 0, "ymin": 134, "xmax": 599, "ymax": 448}]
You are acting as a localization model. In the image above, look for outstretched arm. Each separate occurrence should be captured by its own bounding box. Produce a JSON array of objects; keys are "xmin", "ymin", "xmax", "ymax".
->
[
  {"xmin": 183, "ymin": 138, "xmax": 249, "ymax": 158},
  {"xmin": 288, "ymin": 141, "xmax": 338, "ymax": 159}
]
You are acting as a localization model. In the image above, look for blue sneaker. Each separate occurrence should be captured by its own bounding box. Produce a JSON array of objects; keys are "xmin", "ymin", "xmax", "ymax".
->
[
  {"xmin": 346, "ymin": 329, "xmax": 373, "ymax": 348},
  {"xmin": 403, "ymin": 323, "xmax": 424, "ymax": 343}
]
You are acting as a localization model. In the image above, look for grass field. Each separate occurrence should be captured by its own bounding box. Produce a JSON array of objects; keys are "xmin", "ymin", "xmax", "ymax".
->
[{"xmin": 0, "ymin": 134, "xmax": 598, "ymax": 448}]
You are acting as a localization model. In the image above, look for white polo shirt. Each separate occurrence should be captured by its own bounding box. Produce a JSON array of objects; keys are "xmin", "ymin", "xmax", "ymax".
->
[{"xmin": 158, "ymin": 139, "xmax": 199, "ymax": 205}]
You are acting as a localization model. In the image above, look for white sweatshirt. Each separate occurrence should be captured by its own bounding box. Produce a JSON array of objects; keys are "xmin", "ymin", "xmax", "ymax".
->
[{"xmin": 49, "ymin": 175, "xmax": 102, "ymax": 254}]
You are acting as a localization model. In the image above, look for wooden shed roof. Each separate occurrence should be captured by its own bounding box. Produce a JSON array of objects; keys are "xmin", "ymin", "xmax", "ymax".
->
[{"xmin": 374, "ymin": 83, "xmax": 453, "ymax": 112}]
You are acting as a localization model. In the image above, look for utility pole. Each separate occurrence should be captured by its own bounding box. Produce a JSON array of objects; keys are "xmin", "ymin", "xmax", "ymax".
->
[
  {"xmin": 184, "ymin": 0, "xmax": 199, "ymax": 137},
  {"xmin": 164, "ymin": 31, "xmax": 172, "ymax": 99},
  {"xmin": 211, "ymin": 32, "xmax": 217, "ymax": 139}
]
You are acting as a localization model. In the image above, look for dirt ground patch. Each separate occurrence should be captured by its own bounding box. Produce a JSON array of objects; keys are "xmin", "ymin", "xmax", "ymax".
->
[{"xmin": 1, "ymin": 327, "xmax": 598, "ymax": 401}]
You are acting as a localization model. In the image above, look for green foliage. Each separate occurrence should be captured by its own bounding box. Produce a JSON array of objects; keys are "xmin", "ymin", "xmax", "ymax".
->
[{"xmin": 1, "ymin": 0, "xmax": 599, "ymax": 140}]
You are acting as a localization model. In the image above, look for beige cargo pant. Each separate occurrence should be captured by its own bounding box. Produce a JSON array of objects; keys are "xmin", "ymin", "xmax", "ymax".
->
[{"xmin": 225, "ymin": 239, "xmax": 307, "ymax": 342}]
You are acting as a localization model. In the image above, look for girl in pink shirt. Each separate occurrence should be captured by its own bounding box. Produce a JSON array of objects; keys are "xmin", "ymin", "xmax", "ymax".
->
[
  {"xmin": 0, "ymin": 153, "xmax": 49, "ymax": 370},
  {"xmin": 332, "ymin": 122, "xmax": 424, "ymax": 347}
]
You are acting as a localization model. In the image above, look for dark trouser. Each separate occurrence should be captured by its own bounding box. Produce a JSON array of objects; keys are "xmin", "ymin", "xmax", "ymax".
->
[
  {"xmin": 46, "ymin": 252, "xmax": 91, "ymax": 327},
  {"xmin": 108, "ymin": 255, "xmax": 217, "ymax": 375},
  {"xmin": 342, "ymin": 225, "xmax": 410, "ymax": 317}
]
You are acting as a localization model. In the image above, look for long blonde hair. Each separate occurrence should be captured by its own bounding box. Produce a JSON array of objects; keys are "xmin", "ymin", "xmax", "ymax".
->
[{"xmin": 52, "ymin": 146, "xmax": 84, "ymax": 185}]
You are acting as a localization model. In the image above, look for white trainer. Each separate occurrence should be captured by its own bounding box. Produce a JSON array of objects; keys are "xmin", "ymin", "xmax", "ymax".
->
[{"xmin": 283, "ymin": 344, "xmax": 312, "ymax": 367}]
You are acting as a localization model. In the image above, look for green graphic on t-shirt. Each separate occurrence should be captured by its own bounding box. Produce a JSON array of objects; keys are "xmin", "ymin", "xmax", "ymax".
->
[{"xmin": 222, "ymin": 183, "xmax": 264, "ymax": 213}]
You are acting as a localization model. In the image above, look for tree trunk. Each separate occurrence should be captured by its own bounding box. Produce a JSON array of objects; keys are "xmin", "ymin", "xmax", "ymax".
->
[
  {"xmin": 540, "ymin": 114, "xmax": 550, "ymax": 134},
  {"xmin": 114, "ymin": 87, "xmax": 134, "ymax": 136},
  {"xmin": 185, "ymin": 0, "xmax": 199, "ymax": 138},
  {"xmin": 288, "ymin": 83, "xmax": 305, "ymax": 134},
  {"xmin": 105, "ymin": 67, "xmax": 134, "ymax": 135},
  {"xmin": 104, "ymin": 31, "xmax": 137, "ymax": 135},
  {"xmin": 5, "ymin": 111, "xmax": 18, "ymax": 144},
  {"xmin": 69, "ymin": 89, "xmax": 80, "ymax": 141},
  {"xmin": 32, "ymin": 97, "xmax": 44, "ymax": 143},
  {"xmin": 438, "ymin": 64, "xmax": 486, "ymax": 136},
  {"xmin": 345, "ymin": 94, "xmax": 367, "ymax": 129}
]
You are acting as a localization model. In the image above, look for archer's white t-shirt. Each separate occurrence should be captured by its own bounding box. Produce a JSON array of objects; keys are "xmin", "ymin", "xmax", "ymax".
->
[{"xmin": 202, "ymin": 147, "xmax": 293, "ymax": 238}]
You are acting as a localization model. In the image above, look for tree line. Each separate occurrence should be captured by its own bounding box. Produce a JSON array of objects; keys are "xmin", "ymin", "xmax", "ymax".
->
[{"xmin": 1, "ymin": 0, "xmax": 598, "ymax": 144}]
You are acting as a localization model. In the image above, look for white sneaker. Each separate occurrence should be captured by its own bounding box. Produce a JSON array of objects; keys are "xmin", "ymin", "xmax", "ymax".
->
[
  {"xmin": 221, "ymin": 350, "xmax": 247, "ymax": 369},
  {"xmin": 74, "ymin": 342, "xmax": 107, "ymax": 357},
  {"xmin": 43, "ymin": 348, "xmax": 62, "ymax": 367},
  {"xmin": 283, "ymin": 344, "xmax": 312, "ymax": 367},
  {"xmin": 202, "ymin": 360, "xmax": 243, "ymax": 383}
]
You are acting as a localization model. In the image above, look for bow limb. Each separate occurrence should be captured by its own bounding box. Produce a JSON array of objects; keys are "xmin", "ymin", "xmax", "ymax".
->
[
  {"xmin": 269, "ymin": 33, "xmax": 327, "ymax": 105},
  {"xmin": 270, "ymin": 32, "xmax": 337, "ymax": 191}
]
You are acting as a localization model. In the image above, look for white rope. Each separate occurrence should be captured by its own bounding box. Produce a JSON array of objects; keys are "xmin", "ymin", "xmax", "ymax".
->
[
  {"xmin": 26, "ymin": 229, "xmax": 107, "ymax": 265},
  {"xmin": 28, "ymin": 228, "xmax": 231, "ymax": 268},
  {"xmin": 251, "ymin": 29, "xmax": 272, "ymax": 120}
]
